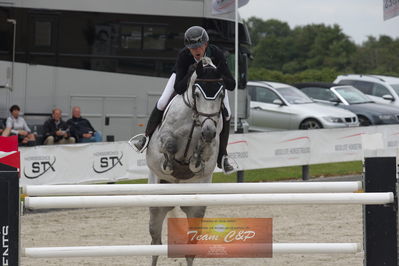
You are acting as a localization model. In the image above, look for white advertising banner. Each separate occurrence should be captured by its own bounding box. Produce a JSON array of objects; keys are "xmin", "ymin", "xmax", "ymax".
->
[
  {"xmin": 211, "ymin": 0, "xmax": 249, "ymax": 15},
  {"xmin": 19, "ymin": 125, "xmax": 399, "ymax": 185},
  {"xmin": 383, "ymin": 0, "xmax": 399, "ymax": 20},
  {"xmin": 21, "ymin": 142, "xmax": 135, "ymax": 185}
]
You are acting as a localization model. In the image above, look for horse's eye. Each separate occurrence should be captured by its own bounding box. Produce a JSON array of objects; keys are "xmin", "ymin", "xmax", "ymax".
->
[{"xmin": 195, "ymin": 92, "xmax": 200, "ymax": 98}]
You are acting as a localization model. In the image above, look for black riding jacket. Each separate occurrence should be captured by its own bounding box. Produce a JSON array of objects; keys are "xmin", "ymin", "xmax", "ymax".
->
[
  {"xmin": 173, "ymin": 44, "xmax": 236, "ymax": 95},
  {"xmin": 43, "ymin": 118, "xmax": 71, "ymax": 142},
  {"xmin": 66, "ymin": 116, "xmax": 96, "ymax": 141}
]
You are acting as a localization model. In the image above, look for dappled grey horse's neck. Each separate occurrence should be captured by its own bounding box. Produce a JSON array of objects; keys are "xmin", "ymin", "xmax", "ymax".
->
[{"xmin": 182, "ymin": 85, "xmax": 194, "ymax": 110}]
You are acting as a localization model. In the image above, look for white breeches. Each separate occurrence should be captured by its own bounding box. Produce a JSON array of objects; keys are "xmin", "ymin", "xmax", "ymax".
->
[
  {"xmin": 156, "ymin": 73, "xmax": 231, "ymax": 120},
  {"xmin": 157, "ymin": 73, "xmax": 176, "ymax": 111}
]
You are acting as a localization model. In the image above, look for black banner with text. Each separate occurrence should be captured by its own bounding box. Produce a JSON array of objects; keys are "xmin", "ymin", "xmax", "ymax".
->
[{"xmin": 0, "ymin": 168, "xmax": 19, "ymax": 266}]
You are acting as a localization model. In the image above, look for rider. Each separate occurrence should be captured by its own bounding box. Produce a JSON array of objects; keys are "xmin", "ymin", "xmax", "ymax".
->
[{"xmin": 131, "ymin": 26, "xmax": 236, "ymax": 174}]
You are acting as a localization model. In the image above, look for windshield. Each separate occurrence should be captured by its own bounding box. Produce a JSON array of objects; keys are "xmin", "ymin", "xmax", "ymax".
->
[
  {"xmin": 391, "ymin": 84, "xmax": 399, "ymax": 96},
  {"xmin": 277, "ymin": 87, "xmax": 313, "ymax": 104},
  {"xmin": 335, "ymin": 86, "xmax": 371, "ymax": 104}
]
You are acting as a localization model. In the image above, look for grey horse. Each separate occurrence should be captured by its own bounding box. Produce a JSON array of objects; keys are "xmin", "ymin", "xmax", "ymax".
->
[{"xmin": 146, "ymin": 57, "xmax": 225, "ymax": 266}]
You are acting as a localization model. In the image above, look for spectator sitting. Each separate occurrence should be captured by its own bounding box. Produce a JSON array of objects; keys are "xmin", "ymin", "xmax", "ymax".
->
[
  {"xmin": 0, "ymin": 118, "xmax": 5, "ymax": 135},
  {"xmin": 0, "ymin": 119, "xmax": 10, "ymax": 137},
  {"xmin": 67, "ymin": 106, "xmax": 102, "ymax": 143},
  {"xmin": 2, "ymin": 105, "xmax": 36, "ymax": 146},
  {"xmin": 43, "ymin": 108, "xmax": 76, "ymax": 145}
]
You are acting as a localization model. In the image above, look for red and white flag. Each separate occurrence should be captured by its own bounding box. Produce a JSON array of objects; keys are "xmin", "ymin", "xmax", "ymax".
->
[
  {"xmin": 211, "ymin": 0, "xmax": 249, "ymax": 15},
  {"xmin": 0, "ymin": 136, "xmax": 20, "ymax": 170}
]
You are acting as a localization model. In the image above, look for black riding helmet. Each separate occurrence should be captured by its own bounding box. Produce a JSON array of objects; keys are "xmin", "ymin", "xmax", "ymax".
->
[{"xmin": 184, "ymin": 26, "xmax": 209, "ymax": 49}]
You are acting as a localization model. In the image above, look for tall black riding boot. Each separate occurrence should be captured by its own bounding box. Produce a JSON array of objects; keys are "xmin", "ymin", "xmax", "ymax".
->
[
  {"xmin": 217, "ymin": 119, "xmax": 235, "ymax": 173},
  {"xmin": 145, "ymin": 106, "xmax": 164, "ymax": 137},
  {"xmin": 133, "ymin": 106, "xmax": 163, "ymax": 152}
]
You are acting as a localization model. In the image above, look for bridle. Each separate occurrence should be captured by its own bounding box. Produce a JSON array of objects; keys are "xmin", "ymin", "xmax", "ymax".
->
[{"xmin": 182, "ymin": 77, "xmax": 225, "ymax": 158}]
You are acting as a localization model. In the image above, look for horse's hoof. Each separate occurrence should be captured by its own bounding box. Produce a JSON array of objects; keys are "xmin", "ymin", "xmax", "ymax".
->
[{"xmin": 189, "ymin": 160, "xmax": 203, "ymax": 174}]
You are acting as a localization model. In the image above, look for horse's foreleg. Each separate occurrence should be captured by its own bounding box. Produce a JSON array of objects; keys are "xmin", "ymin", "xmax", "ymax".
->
[
  {"xmin": 160, "ymin": 153, "xmax": 173, "ymax": 174},
  {"xmin": 189, "ymin": 142, "xmax": 205, "ymax": 174},
  {"xmin": 180, "ymin": 206, "xmax": 207, "ymax": 266},
  {"xmin": 160, "ymin": 135, "xmax": 177, "ymax": 174},
  {"xmin": 149, "ymin": 206, "xmax": 174, "ymax": 266}
]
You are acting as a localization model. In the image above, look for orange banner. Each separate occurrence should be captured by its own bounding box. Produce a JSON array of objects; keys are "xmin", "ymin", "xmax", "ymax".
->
[{"xmin": 168, "ymin": 218, "xmax": 272, "ymax": 258}]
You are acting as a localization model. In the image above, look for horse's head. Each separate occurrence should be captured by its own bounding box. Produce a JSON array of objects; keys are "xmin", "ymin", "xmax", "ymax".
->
[{"xmin": 187, "ymin": 57, "xmax": 225, "ymax": 143}]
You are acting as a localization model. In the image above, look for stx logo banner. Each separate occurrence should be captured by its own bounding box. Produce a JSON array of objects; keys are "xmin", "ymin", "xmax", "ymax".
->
[
  {"xmin": 23, "ymin": 156, "xmax": 56, "ymax": 179},
  {"xmin": 92, "ymin": 151, "xmax": 123, "ymax": 174}
]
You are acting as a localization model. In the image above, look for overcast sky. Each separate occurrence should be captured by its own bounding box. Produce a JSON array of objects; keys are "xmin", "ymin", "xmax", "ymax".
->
[{"xmin": 239, "ymin": 0, "xmax": 399, "ymax": 44}]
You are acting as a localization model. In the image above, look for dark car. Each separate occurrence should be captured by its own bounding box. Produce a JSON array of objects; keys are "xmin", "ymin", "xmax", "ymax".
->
[{"xmin": 294, "ymin": 82, "xmax": 399, "ymax": 126}]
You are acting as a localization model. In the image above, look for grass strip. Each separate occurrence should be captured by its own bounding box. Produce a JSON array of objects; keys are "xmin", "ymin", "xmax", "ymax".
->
[{"xmin": 118, "ymin": 161, "xmax": 363, "ymax": 184}]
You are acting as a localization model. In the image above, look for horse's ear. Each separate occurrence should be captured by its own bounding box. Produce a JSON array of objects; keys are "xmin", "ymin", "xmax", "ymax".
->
[{"xmin": 195, "ymin": 61, "xmax": 203, "ymax": 77}]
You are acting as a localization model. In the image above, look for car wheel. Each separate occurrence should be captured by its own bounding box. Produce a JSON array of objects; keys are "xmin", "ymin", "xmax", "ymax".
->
[
  {"xmin": 358, "ymin": 116, "xmax": 371, "ymax": 126},
  {"xmin": 299, "ymin": 119, "xmax": 323, "ymax": 130}
]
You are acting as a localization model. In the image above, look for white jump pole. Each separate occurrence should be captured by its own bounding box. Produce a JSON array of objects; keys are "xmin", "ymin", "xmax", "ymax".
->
[
  {"xmin": 23, "ymin": 243, "xmax": 361, "ymax": 258},
  {"xmin": 22, "ymin": 182, "xmax": 362, "ymax": 196},
  {"xmin": 24, "ymin": 192, "xmax": 394, "ymax": 209}
]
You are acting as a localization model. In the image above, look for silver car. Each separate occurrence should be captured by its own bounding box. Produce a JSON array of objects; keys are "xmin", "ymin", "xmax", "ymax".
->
[{"xmin": 247, "ymin": 81, "xmax": 359, "ymax": 130}]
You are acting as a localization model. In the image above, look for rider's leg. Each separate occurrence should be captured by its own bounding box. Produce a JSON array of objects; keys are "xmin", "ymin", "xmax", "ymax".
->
[
  {"xmin": 132, "ymin": 73, "xmax": 176, "ymax": 152},
  {"xmin": 157, "ymin": 73, "xmax": 176, "ymax": 111},
  {"xmin": 217, "ymin": 93, "xmax": 236, "ymax": 174}
]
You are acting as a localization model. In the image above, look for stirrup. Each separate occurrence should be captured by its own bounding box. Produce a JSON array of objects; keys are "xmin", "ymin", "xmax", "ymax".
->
[
  {"xmin": 221, "ymin": 155, "xmax": 238, "ymax": 175},
  {"xmin": 128, "ymin": 134, "xmax": 149, "ymax": 153}
]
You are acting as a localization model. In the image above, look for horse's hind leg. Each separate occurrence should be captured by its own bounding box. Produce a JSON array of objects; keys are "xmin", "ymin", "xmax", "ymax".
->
[
  {"xmin": 149, "ymin": 206, "xmax": 174, "ymax": 266},
  {"xmin": 180, "ymin": 206, "xmax": 207, "ymax": 266}
]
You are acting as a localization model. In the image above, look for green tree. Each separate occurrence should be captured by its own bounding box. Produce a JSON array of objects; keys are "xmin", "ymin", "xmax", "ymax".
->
[
  {"xmin": 290, "ymin": 24, "xmax": 355, "ymax": 71},
  {"xmin": 246, "ymin": 17, "xmax": 355, "ymax": 74},
  {"xmin": 245, "ymin": 17, "xmax": 291, "ymax": 47},
  {"xmin": 351, "ymin": 36, "xmax": 399, "ymax": 75},
  {"xmin": 245, "ymin": 17, "xmax": 399, "ymax": 82}
]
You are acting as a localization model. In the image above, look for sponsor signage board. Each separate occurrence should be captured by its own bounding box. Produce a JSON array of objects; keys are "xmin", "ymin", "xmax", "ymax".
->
[{"xmin": 16, "ymin": 125, "xmax": 399, "ymax": 185}]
